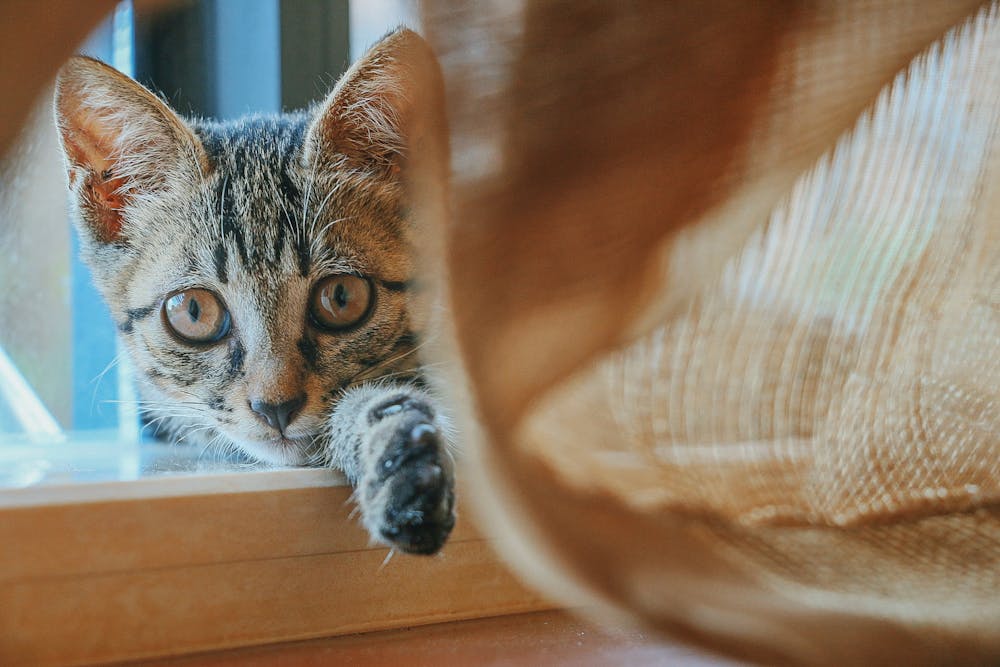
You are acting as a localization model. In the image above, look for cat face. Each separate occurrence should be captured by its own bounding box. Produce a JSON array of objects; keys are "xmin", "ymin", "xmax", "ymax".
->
[{"xmin": 54, "ymin": 30, "xmax": 431, "ymax": 464}]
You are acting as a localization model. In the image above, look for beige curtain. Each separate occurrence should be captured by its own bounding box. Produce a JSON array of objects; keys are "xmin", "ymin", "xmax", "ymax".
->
[{"xmin": 419, "ymin": 2, "xmax": 1000, "ymax": 663}]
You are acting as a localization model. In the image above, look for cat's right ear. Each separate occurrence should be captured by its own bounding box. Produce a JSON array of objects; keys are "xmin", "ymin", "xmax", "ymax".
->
[{"xmin": 54, "ymin": 56, "xmax": 207, "ymax": 245}]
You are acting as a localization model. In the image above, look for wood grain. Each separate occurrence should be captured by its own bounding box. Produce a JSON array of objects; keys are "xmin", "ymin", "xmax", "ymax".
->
[{"xmin": 0, "ymin": 474, "xmax": 551, "ymax": 666}]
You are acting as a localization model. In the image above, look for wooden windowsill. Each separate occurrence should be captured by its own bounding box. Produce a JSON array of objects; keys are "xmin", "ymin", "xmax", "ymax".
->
[
  {"xmin": 0, "ymin": 439, "xmax": 552, "ymax": 666},
  {"xmin": 142, "ymin": 609, "xmax": 737, "ymax": 667}
]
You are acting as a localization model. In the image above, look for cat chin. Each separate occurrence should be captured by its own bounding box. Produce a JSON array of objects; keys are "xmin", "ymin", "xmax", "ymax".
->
[{"xmin": 230, "ymin": 436, "xmax": 314, "ymax": 467}]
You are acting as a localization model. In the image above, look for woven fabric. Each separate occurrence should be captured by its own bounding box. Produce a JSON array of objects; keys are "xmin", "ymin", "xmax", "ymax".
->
[{"xmin": 423, "ymin": 2, "xmax": 1000, "ymax": 663}]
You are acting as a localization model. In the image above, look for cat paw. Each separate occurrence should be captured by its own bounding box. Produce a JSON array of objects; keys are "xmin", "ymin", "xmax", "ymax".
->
[{"xmin": 362, "ymin": 397, "xmax": 455, "ymax": 555}]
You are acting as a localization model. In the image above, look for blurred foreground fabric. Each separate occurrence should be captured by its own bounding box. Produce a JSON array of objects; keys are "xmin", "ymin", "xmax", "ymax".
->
[{"xmin": 420, "ymin": 2, "xmax": 1000, "ymax": 664}]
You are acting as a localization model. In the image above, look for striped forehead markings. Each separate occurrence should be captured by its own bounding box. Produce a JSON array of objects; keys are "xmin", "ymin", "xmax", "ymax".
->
[
  {"xmin": 213, "ymin": 242, "xmax": 229, "ymax": 284},
  {"xmin": 278, "ymin": 145, "xmax": 312, "ymax": 276},
  {"xmin": 217, "ymin": 166, "xmax": 251, "ymax": 267},
  {"xmin": 201, "ymin": 118, "xmax": 317, "ymax": 277}
]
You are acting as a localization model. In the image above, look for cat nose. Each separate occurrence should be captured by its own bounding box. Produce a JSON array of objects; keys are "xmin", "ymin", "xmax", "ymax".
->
[{"xmin": 249, "ymin": 395, "xmax": 306, "ymax": 435}]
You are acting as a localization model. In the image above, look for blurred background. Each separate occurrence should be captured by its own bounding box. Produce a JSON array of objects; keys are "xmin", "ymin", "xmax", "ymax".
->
[{"xmin": 0, "ymin": 0, "xmax": 414, "ymax": 445}]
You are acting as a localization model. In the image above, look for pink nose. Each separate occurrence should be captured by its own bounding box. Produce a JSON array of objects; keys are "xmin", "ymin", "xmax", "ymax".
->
[{"xmin": 249, "ymin": 395, "xmax": 306, "ymax": 435}]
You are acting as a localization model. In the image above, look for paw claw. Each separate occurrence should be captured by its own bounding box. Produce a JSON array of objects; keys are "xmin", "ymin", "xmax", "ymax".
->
[
  {"xmin": 379, "ymin": 403, "xmax": 404, "ymax": 418},
  {"xmin": 410, "ymin": 422, "xmax": 437, "ymax": 447},
  {"xmin": 370, "ymin": 395, "xmax": 434, "ymax": 423}
]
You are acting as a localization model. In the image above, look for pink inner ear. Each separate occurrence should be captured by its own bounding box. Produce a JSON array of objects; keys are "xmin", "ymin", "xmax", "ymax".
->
[
  {"xmin": 64, "ymin": 114, "xmax": 116, "ymax": 172},
  {"xmin": 308, "ymin": 37, "xmax": 420, "ymax": 175},
  {"xmin": 63, "ymin": 124, "xmax": 131, "ymax": 244},
  {"xmin": 81, "ymin": 170, "xmax": 129, "ymax": 243}
]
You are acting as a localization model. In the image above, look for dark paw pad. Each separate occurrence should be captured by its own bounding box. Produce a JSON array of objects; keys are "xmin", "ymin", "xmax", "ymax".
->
[{"xmin": 377, "ymin": 422, "xmax": 455, "ymax": 555}]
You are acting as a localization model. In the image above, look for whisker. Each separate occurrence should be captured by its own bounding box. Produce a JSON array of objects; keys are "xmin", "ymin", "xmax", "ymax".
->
[
  {"xmin": 176, "ymin": 423, "xmax": 216, "ymax": 444},
  {"xmin": 309, "ymin": 215, "xmax": 347, "ymax": 259},
  {"xmin": 88, "ymin": 354, "xmax": 123, "ymax": 417},
  {"xmin": 309, "ymin": 191, "xmax": 339, "ymax": 233},
  {"xmin": 301, "ymin": 145, "xmax": 322, "ymax": 237},
  {"xmin": 273, "ymin": 178, "xmax": 295, "ymax": 227},
  {"xmin": 346, "ymin": 338, "xmax": 434, "ymax": 388},
  {"xmin": 197, "ymin": 432, "xmax": 230, "ymax": 463},
  {"xmin": 102, "ymin": 399, "xmax": 204, "ymax": 408},
  {"xmin": 91, "ymin": 354, "xmax": 121, "ymax": 386}
]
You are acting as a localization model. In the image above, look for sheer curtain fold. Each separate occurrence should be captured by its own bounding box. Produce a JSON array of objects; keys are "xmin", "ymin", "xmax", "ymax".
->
[{"xmin": 420, "ymin": 2, "xmax": 1000, "ymax": 664}]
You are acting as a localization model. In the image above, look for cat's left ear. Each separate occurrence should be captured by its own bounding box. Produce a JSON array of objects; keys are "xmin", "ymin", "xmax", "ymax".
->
[{"xmin": 303, "ymin": 29, "xmax": 440, "ymax": 179}]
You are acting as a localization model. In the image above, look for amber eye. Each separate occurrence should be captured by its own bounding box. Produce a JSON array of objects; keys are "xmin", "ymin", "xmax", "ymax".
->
[
  {"xmin": 162, "ymin": 289, "xmax": 231, "ymax": 344},
  {"xmin": 309, "ymin": 274, "xmax": 374, "ymax": 332}
]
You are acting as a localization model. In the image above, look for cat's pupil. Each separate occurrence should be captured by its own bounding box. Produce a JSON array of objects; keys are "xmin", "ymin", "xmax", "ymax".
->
[
  {"xmin": 187, "ymin": 297, "xmax": 201, "ymax": 322},
  {"xmin": 334, "ymin": 283, "xmax": 348, "ymax": 310}
]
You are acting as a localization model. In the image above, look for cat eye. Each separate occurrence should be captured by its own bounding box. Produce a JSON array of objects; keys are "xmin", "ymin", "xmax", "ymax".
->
[
  {"xmin": 310, "ymin": 275, "xmax": 374, "ymax": 332},
  {"xmin": 162, "ymin": 289, "xmax": 231, "ymax": 344}
]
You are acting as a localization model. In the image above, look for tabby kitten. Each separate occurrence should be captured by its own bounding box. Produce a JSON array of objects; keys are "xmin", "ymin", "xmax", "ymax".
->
[{"xmin": 53, "ymin": 30, "xmax": 455, "ymax": 555}]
